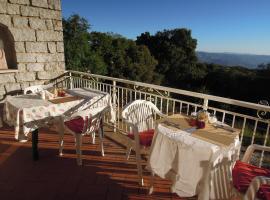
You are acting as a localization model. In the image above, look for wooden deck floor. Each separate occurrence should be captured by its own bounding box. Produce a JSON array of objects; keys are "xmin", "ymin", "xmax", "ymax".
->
[{"xmin": 0, "ymin": 124, "xmax": 197, "ymax": 200}]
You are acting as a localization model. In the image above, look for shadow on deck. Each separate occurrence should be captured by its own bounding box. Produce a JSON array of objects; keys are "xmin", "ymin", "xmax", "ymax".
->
[{"xmin": 0, "ymin": 124, "xmax": 197, "ymax": 200}]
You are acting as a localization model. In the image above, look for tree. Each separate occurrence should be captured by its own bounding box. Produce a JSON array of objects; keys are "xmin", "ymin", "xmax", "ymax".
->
[
  {"xmin": 136, "ymin": 29, "xmax": 200, "ymax": 88},
  {"xmin": 89, "ymin": 32, "xmax": 159, "ymax": 83},
  {"xmin": 63, "ymin": 15, "xmax": 107, "ymax": 74}
]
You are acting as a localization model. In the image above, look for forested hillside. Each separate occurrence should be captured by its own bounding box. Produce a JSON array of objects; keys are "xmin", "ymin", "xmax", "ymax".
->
[
  {"xmin": 197, "ymin": 51, "xmax": 270, "ymax": 69},
  {"xmin": 63, "ymin": 15, "xmax": 270, "ymax": 103}
]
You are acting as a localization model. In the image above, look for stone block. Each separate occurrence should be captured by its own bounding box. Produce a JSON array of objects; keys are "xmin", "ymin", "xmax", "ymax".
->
[
  {"xmin": 44, "ymin": 62, "xmax": 63, "ymax": 71},
  {"xmin": 36, "ymin": 30, "xmax": 62, "ymax": 41},
  {"xmin": 0, "ymin": 73, "xmax": 16, "ymax": 83},
  {"xmin": 4, "ymin": 83, "xmax": 21, "ymax": 92},
  {"xmin": 36, "ymin": 53, "xmax": 56, "ymax": 62},
  {"xmin": 48, "ymin": 0, "xmax": 61, "ymax": 10},
  {"xmin": 15, "ymin": 42, "xmax": 25, "ymax": 53},
  {"xmin": 56, "ymin": 42, "xmax": 64, "ymax": 52},
  {"xmin": 0, "ymin": 14, "xmax": 11, "ymax": 27},
  {"xmin": 15, "ymin": 72, "xmax": 36, "ymax": 82},
  {"xmin": 58, "ymin": 62, "xmax": 65, "ymax": 71},
  {"xmin": 46, "ymin": 20, "xmax": 53, "ymax": 30},
  {"xmin": 0, "ymin": 90, "xmax": 5, "ymax": 96},
  {"xmin": 26, "ymin": 63, "xmax": 44, "ymax": 71},
  {"xmin": 13, "ymin": 16, "xmax": 29, "ymax": 28},
  {"xmin": 26, "ymin": 42, "xmax": 47, "ymax": 53},
  {"xmin": 44, "ymin": 63, "xmax": 53, "ymax": 71},
  {"xmin": 0, "ymin": 84, "xmax": 4, "ymax": 91},
  {"xmin": 0, "ymin": 2, "xmax": 7, "ymax": 13},
  {"xmin": 39, "ymin": 8, "xmax": 61, "ymax": 20},
  {"xmin": 56, "ymin": 53, "xmax": 64, "ymax": 62},
  {"xmin": 7, "ymin": 3, "xmax": 20, "ymax": 15},
  {"xmin": 37, "ymin": 70, "xmax": 62, "ymax": 80},
  {"xmin": 10, "ymin": 28, "xmax": 36, "ymax": 41},
  {"xmin": 48, "ymin": 42, "xmax": 56, "ymax": 53},
  {"xmin": 30, "ymin": 80, "xmax": 45, "ymax": 86},
  {"xmin": 20, "ymin": 82, "xmax": 30, "ymax": 90},
  {"xmin": 16, "ymin": 53, "xmax": 36, "ymax": 62},
  {"xmin": 53, "ymin": 20, "xmax": 62, "ymax": 31},
  {"xmin": 31, "ymin": 0, "xmax": 48, "ymax": 8},
  {"xmin": 20, "ymin": 5, "xmax": 39, "ymax": 17},
  {"xmin": 17, "ymin": 63, "xmax": 26, "ymax": 71},
  {"xmin": 9, "ymin": 0, "xmax": 29, "ymax": 5},
  {"xmin": 29, "ymin": 18, "xmax": 46, "ymax": 30},
  {"xmin": 0, "ymin": 84, "xmax": 5, "ymax": 95}
]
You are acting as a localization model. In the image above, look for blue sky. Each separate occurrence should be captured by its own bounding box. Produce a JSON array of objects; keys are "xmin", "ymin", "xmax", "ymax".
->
[{"xmin": 62, "ymin": 0, "xmax": 270, "ymax": 55}]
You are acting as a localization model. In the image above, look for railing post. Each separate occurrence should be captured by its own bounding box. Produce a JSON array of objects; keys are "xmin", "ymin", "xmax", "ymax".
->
[
  {"xmin": 69, "ymin": 72, "xmax": 73, "ymax": 89},
  {"xmin": 203, "ymin": 98, "xmax": 208, "ymax": 110},
  {"xmin": 112, "ymin": 80, "xmax": 117, "ymax": 132}
]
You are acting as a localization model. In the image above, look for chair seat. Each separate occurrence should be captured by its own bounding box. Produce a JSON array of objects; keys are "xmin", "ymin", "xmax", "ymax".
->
[
  {"xmin": 64, "ymin": 117, "xmax": 85, "ymax": 134},
  {"xmin": 232, "ymin": 160, "xmax": 270, "ymax": 199},
  {"xmin": 127, "ymin": 129, "xmax": 155, "ymax": 147}
]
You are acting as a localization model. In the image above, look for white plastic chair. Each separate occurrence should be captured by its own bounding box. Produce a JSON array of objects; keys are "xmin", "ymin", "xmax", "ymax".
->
[
  {"xmin": 208, "ymin": 144, "xmax": 270, "ymax": 200},
  {"xmin": 59, "ymin": 106, "xmax": 110, "ymax": 166},
  {"xmin": 233, "ymin": 144, "xmax": 270, "ymax": 200},
  {"xmin": 23, "ymin": 83, "xmax": 53, "ymax": 94},
  {"xmin": 122, "ymin": 100, "xmax": 165, "ymax": 186}
]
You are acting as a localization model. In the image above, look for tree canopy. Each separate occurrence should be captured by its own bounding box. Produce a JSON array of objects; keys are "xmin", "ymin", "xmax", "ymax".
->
[
  {"xmin": 63, "ymin": 15, "xmax": 158, "ymax": 83},
  {"xmin": 63, "ymin": 14, "xmax": 270, "ymax": 103},
  {"xmin": 136, "ymin": 29, "xmax": 199, "ymax": 87}
]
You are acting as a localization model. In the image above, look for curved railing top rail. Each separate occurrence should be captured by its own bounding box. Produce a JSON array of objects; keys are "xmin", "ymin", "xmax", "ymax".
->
[{"xmin": 67, "ymin": 70, "xmax": 270, "ymax": 113}]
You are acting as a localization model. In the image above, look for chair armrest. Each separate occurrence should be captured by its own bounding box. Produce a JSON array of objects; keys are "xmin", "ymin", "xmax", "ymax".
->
[
  {"xmin": 242, "ymin": 144, "xmax": 270, "ymax": 163},
  {"xmin": 243, "ymin": 176, "xmax": 270, "ymax": 200},
  {"xmin": 121, "ymin": 117, "xmax": 136, "ymax": 130},
  {"xmin": 155, "ymin": 110, "xmax": 167, "ymax": 118}
]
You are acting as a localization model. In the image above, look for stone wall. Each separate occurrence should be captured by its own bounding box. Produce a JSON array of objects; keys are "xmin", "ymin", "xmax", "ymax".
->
[{"xmin": 0, "ymin": 0, "xmax": 65, "ymax": 99}]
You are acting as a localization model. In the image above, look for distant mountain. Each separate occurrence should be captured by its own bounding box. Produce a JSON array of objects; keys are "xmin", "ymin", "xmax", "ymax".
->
[{"xmin": 196, "ymin": 51, "xmax": 270, "ymax": 68}]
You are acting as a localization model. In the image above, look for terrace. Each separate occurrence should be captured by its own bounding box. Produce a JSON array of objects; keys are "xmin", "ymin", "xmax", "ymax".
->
[{"xmin": 0, "ymin": 70, "xmax": 269, "ymax": 200}]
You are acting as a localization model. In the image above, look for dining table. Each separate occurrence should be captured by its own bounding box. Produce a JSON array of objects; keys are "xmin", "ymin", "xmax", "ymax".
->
[
  {"xmin": 148, "ymin": 114, "xmax": 240, "ymax": 200},
  {"xmin": 3, "ymin": 88, "xmax": 115, "ymax": 161}
]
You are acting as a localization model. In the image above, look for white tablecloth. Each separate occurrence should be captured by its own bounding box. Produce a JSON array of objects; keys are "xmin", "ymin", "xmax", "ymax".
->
[
  {"xmin": 4, "ymin": 88, "xmax": 114, "ymax": 140},
  {"xmin": 148, "ymin": 122, "xmax": 240, "ymax": 199}
]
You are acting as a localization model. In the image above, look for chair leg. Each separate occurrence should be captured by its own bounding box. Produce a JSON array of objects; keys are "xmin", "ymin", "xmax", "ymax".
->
[
  {"xmin": 91, "ymin": 132, "xmax": 95, "ymax": 144},
  {"xmin": 98, "ymin": 129, "xmax": 105, "ymax": 157},
  {"xmin": 59, "ymin": 131, "xmax": 64, "ymax": 156},
  {"xmin": 126, "ymin": 146, "xmax": 132, "ymax": 160},
  {"xmin": 75, "ymin": 134, "xmax": 82, "ymax": 166},
  {"xmin": 134, "ymin": 129, "xmax": 144, "ymax": 186},
  {"xmin": 58, "ymin": 118, "xmax": 65, "ymax": 156},
  {"xmin": 149, "ymin": 171, "xmax": 155, "ymax": 194}
]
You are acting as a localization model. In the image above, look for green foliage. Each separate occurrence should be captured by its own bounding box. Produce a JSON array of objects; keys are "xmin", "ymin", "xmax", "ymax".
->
[
  {"xmin": 137, "ymin": 29, "xmax": 199, "ymax": 88},
  {"xmin": 88, "ymin": 32, "xmax": 159, "ymax": 83},
  {"xmin": 63, "ymin": 14, "xmax": 270, "ymax": 103},
  {"xmin": 63, "ymin": 15, "xmax": 158, "ymax": 83}
]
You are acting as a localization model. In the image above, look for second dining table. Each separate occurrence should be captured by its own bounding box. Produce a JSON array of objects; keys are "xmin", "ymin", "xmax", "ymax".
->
[
  {"xmin": 148, "ymin": 114, "xmax": 240, "ymax": 200},
  {"xmin": 4, "ymin": 87, "xmax": 115, "ymax": 160}
]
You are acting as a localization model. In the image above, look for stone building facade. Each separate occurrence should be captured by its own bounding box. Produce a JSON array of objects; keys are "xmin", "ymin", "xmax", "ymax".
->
[{"xmin": 0, "ymin": 0, "xmax": 65, "ymax": 100}]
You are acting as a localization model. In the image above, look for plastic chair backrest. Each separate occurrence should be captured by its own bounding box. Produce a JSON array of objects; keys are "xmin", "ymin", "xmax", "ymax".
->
[
  {"xmin": 122, "ymin": 100, "xmax": 162, "ymax": 132},
  {"xmin": 67, "ymin": 106, "xmax": 110, "ymax": 135}
]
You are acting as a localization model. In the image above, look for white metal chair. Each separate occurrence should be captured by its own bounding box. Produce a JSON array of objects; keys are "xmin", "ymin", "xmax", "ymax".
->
[
  {"xmin": 59, "ymin": 106, "xmax": 110, "ymax": 165},
  {"xmin": 122, "ymin": 100, "xmax": 165, "ymax": 186},
  {"xmin": 208, "ymin": 144, "xmax": 270, "ymax": 200}
]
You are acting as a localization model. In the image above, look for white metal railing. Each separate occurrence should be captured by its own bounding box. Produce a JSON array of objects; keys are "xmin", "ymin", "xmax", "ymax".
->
[{"xmin": 52, "ymin": 70, "xmax": 270, "ymax": 167}]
